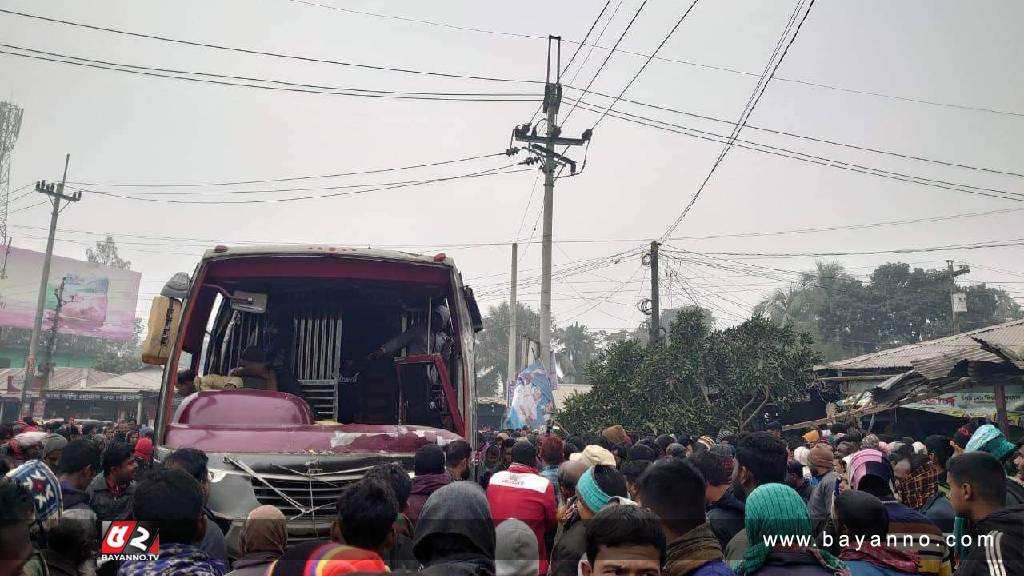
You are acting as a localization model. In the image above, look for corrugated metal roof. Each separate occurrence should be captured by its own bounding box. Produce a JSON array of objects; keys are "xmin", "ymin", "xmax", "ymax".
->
[
  {"xmin": 820, "ymin": 319, "xmax": 1024, "ymax": 371},
  {"xmin": 1, "ymin": 367, "xmax": 119, "ymax": 395},
  {"xmin": 90, "ymin": 366, "xmax": 163, "ymax": 392}
]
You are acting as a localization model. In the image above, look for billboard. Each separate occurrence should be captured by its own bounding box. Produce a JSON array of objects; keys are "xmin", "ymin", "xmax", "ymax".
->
[
  {"xmin": 0, "ymin": 247, "xmax": 141, "ymax": 341},
  {"xmin": 503, "ymin": 361, "xmax": 555, "ymax": 431}
]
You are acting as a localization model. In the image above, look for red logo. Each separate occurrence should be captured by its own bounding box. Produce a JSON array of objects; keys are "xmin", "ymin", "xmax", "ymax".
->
[{"xmin": 101, "ymin": 521, "xmax": 160, "ymax": 560}]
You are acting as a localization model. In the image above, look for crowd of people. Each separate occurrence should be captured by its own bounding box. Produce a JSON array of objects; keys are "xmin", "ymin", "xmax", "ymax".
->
[{"xmin": 1, "ymin": 416, "xmax": 1023, "ymax": 576}]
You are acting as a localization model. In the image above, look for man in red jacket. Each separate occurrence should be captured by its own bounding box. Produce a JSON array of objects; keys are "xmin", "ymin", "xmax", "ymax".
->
[{"xmin": 487, "ymin": 440, "xmax": 557, "ymax": 575}]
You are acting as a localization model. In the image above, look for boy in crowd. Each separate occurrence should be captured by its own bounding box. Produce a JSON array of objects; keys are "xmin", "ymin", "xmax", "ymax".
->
[
  {"xmin": 581, "ymin": 505, "xmax": 667, "ymax": 576},
  {"xmin": 947, "ymin": 452, "xmax": 1024, "ymax": 576}
]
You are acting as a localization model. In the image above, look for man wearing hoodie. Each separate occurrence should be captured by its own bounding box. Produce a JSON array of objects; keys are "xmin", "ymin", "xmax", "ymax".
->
[
  {"xmin": 487, "ymin": 441, "xmax": 557, "ymax": 575},
  {"xmin": 638, "ymin": 458, "xmax": 734, "ymax": 576},
  {"xmin": 496, "ymin": 519, "xmax": 539, "ymax": 576},
  {"xmin": 407, "ymin": 444, "xmax": 452, "ymax": 524},
  {"xmin": 947, "ymin": 452, "xmax": 1024, "ymax": 576},
  {"xmin": 834, "ymin": 490, "xmax": 920, "ymax": 576},
  {"xmin": 415, "ymin": 482, "xmax": 496, "ymax": 576}
]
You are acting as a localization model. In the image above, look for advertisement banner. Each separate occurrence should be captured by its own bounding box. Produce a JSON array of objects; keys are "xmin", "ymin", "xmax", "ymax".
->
[
  {"xmin": 0, "ymin": 247, "xmax": 140, "ymax": 341},
  {"xmin": 903, "ymin": 384, "xmax": 1024, "ymax": 425},
  {"xmin": 503, "ymin": 362, "xmax": 555, "ymax": 431}
]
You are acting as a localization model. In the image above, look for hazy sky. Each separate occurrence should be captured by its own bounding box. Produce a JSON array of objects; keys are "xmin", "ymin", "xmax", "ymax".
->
[{"xmin": 2, "ymin": 0, "xmax": 1023, "ymax": 333}]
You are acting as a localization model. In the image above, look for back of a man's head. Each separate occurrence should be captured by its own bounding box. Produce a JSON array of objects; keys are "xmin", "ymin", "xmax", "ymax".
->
[
  {"xmin": 133, "ymin": 469, "xmax": 204, "ymax": 545},
  {"xmin": 364, "ymin": 462, "xmax": 413, "ymax": 513},
  {"xmin": 59, "ymin": 439, "xmax": 100, "ymax": 476},
  {"xmin": 924, "ymin": 435, "xmax": 954, "ymax": 470},
  {"xmin": 637, "ymin": 458, "xmax": 706, "ymax": 538},
  {"xmin": 736, "ymin": 431, "xmax": 788, "ymax": 487},
  {"xmin": 336, "ymin": 479, "xmax": 398, "ymax": 551},
  {"xmin": 511, "ymin": 440, "xmax": 538, "ymax": 468},
  {"xmin": 444, "ymin": 440, "xmax": 473, "ymax": 469},
  {"xmin": 540, "ymin": 436, "xmax": 564, "ymax": 466},
  {"xmin": 591, "ymin": 465, "xmax": 628, "ymax": 499},
  {"xmin": 689, "ymin": 450, "xmax": 731, "ymax": 488},
  {"xmin": 947, "ymin": 452, "xmax": 1007, "ymax": 509},
  {"xmin": 835, "ymin": 490, "xmax": 889, "ymax": 539},
  {"xmin": 414, "ymin": 444, "xmax": 446, "ymax": 476},
  {"xmin": 628, "ymin": 444, "xmax": 657, "ymax": 462},
  {"xmin": 164, "ymin": 448, "xmax": 210, "ymax": 484},
  {"xmin": 558, "ymin": 460, "xmax": 588, "ymax": 495}
]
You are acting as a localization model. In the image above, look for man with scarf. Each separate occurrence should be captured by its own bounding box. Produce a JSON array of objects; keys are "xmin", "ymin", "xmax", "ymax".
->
[
  {"xmin": 638, "ymin": 458, "xmax": 734, "ymax": 576},
  {"xmin": 88, "ymin": 441, "xmax": 137, "ymax": 521},
  {"xmin": 847, "ymin": 449, "xmax": 951, "ymax": 576},
  {"xmin": 736, "ymin": 484, "xmax": 848, "ymax": 576},
  {"xmin": 1, "ymin": 431, "xmax": 46, "ymax": 464},
  {"xmin": 414, "ymin": 482, "xmax": 496, "ymax": 576},
  {"xmin": 834, "ymin": 490, "xmax": 919, "ymax": 576},
  {"xmin": 120, "ymin": 468, "xmax": 224, "ymax": 576},
  {"xmin": 891, "ymin": 444, "xmax": 953, "ymax": 534}
]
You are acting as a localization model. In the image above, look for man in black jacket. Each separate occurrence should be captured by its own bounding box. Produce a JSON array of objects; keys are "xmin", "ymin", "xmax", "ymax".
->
[
  {"xmin": 87, "ymin": 441, "xmax": 137, "ymax": 521},
  {"xmin": 948, "ymin": 452, "xmax": 1024, "ymax": 576},
  {"xmin": 58, "ymin": 439, "xmax": 100, "ymax": 512}
]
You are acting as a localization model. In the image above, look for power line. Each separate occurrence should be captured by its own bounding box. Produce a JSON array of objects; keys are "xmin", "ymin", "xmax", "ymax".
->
[
  {"xmin": 560, "ymin": 0, "xmax": 614, "ymax": 77},
  {"xmin": 0, "ymin": 44, "xmax": 541, "ymax": 103},
  {"xmin": 569, "ymin": 88, "xmax": 1024, "ymax": 181},
  {"xmin": 662, "ymin": 0, "xmax": 817, "ymax": 239},
  {"xmin": 592, "ymin": 0, "xmax": 702, "ymax": 129},
  {"xmin": 569, "ymin": 100, "xmax": 1024, "ymax": 203},
  {"xmin": 283, "ymin": 0, "xmax": 1024, "ymax": 120},
  {"xmin": 0, "ymin": 7, "xmax": 543, "ymax": 85},
  {"xmin": 67, "ymin": 151, "xmax": 507, "ymax": 189},
  {"xmin": 562, "ymin": 0, "xmax": 651, "ymax": 122},
  {"xmin": 78, "ymin": 164, "xmax": 531, "ymax": 205},
  {"xmin": 662, "ymin": 237, "xmax": 1024, "ymax": 258}
]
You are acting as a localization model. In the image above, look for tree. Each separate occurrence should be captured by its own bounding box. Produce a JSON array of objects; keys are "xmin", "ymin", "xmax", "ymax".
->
[
  {"xmin": 86, "ymin": 235, "xmax": 131, "ymax": 270},
  {"xmin": 557, "ymin": 308, "xmax": 819, "ymax": 435},
  {"xmin": 558, "ymin": 322, "xmax": 597, "ymax": 384},
  {"xmin": 754, "ymin": 261, "xmax": 1024, "ymax": 361},
  {"xmin": 474, "ymin": 302, "xmax": 542, "ymax": 396}
]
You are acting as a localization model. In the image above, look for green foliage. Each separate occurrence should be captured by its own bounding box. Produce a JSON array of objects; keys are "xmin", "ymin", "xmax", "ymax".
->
[
  {"xmin": 86, "ymin": 235, "xmax": 131, "ymax": 270},
  {"xmin": 475, "ymin": 301, "xmax": 542, "ymax": 397},
  {"xmin": 754, "ymin": 261, "xmax": 1023, "ymax": 361},
  {"xmin": 557, "ymin": 308, "xmax": 819, "ymax": 435}
]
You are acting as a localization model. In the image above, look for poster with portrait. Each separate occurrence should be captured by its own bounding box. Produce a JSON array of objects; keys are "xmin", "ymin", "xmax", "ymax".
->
[{"xmin": 503, "ymin": 362, "xmax": 555, "ymax": 431}]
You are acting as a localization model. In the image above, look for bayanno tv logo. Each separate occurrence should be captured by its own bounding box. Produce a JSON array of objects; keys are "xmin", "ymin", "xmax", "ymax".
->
[{"xmin": 101, "ymin": 521, "xmax": 160, "ymax": 562}]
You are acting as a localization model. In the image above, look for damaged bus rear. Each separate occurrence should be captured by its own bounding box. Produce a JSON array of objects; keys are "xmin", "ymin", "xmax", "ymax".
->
[{"xmin": 141, "ymin": 245, "xmax": 483, "ymax": 549}]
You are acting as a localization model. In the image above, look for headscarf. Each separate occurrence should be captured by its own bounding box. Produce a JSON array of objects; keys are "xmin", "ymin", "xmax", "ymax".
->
[
  {"xmin": 898, "ymin": 462, "xmax": 940, "ymax": 510},
  {"xmin": 848, "ymin": 449, "xmax": 894, "ymax": 494},
  {"xmin": 861, "ymin": 434, "xmax": 880, "ymax": 451},
  {"xmin": 42, "ymin": 433, "xmax": 68, "ymax": 460},
  {"xmin": 6, "ymin": 431, "xmax": 47, "ymax": 460},
  {"xmin": 965, "ymin": 424, "xmax": 1017, "ymax": 461},
  {"xmin": 808, "ymin": 444, "xmax": 834, "ymax": 475},
  {"xmin": 697, "ymin": 436, "xmax": 716, "ymax": 449},
  {"xmin": 242, "ymin": 505, "xmax": 288, "ymax": 556},
  {"xmin": 793, "ymin": 446, "xmax": 810, "ymax": 467},
  {"xmin": 739, "ymin": 483, "xmax": 846, "ymax": 575},
  {"xmin": 802, "ymin": 429, "xmax": 821, "ymax": 444},
  {"xmin": 133, "ymin": 437, "xmax": 154, "ymax": 463},
  {"xmin": 576, "ymin": 467, "xmax": 612, "ymax": 514},
  {"xmin": 6, "ymin": 459, "xmax": 62, "ymax": 531}
]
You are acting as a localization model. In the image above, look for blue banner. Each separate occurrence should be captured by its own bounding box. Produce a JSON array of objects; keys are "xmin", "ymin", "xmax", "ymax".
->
[{"xmin": 503, "ymin": 362, "xmax": 555, "ymax": 430}]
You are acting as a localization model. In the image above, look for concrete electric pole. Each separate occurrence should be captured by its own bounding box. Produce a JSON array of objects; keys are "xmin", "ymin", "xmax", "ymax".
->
[
  {"xmin": 33, "ymin": 276, "xmax": 69, "ymax": 416},
  {"xmin": 649, "ymin": 241, "xmax": 661, "ymax": 345},
  {"xmin": 20, "ymin": 154, "xmax": 79, "ymax": 416},
  {"xmin": 510, "ymin": 36, "xmax": 592, "ymax": 375},
  {"xmin": 506, "ymin": 242, "xmax": 518, "ymax": 401},
  {"xmin": 946, "ymin": 260, "xmax": 970, "ymax": 335}
]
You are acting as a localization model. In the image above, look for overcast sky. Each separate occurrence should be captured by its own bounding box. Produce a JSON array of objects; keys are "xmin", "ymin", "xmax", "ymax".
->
[{"xmin": 2, "ymin": 0, "xmax": 1023, "ymax": 332}]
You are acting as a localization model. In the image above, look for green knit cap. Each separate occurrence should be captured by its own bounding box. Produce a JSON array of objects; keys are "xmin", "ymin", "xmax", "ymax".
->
[{"xmin": 739, "ymin": 483, "xmax": 846, "ymax": 575}]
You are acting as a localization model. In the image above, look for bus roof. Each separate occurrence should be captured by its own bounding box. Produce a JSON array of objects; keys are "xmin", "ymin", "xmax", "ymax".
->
[{"xmin": 201, "ymin": 245, "xmax": 456, "ymax": 267}]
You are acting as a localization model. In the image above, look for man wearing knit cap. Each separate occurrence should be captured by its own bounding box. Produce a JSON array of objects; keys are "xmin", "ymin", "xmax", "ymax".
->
[
  {"xmin": 601, "ymin": 424, "xmax": 628, "ymax": 447},
  {"xmin": 965, "ymin": 423, "xmax": 1024, "ymax": 505},
  {"xmin": 549, "ymin": 465, "xmax": 628, "ymax": 576},
  {"xmin": 848, "ymin": 449, "xmax": 951, "ymax": 576},
  {"xmin": 568, "ymin": 444, "xmax": 616, "ymax": 467},
  {"xmin": 806, "ymin": 442, "xmax": 839, "ymax": 539}
]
